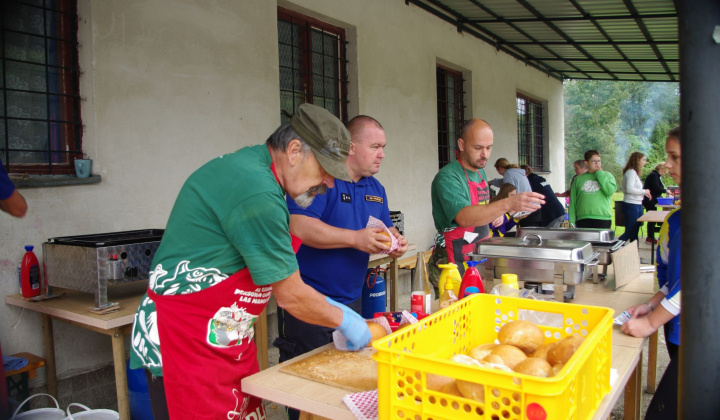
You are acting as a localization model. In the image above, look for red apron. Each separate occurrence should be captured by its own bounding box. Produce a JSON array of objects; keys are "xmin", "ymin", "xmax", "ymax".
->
[
  {"xmin": 150, "ymin": 235, "xmax": 302, "ymax": 420},
  {"xmin": 443, "ymin": 166, "xmax": 490, "ymax": 276}
]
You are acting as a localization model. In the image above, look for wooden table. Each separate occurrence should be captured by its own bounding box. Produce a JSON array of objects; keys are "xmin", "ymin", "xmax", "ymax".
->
[
  {"xmin": 244, "ymin": 274, "xmax": 657, "ymax": 420},
  {"xmin": 5, "ymin": 286, "xmax": 143, "ymax": 420},
  {"xmin": 638, "ymin": 210, "xmax": 671, "ymax": 264},
  {"xmin": 252, "ymin": 245, "xmax": 417, "ymax": 371}
]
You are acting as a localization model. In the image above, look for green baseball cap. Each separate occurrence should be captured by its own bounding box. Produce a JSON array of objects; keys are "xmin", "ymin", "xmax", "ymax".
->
[{"xmin": 290, "ymin": 103, "xmax": 352, "ymax": 182}]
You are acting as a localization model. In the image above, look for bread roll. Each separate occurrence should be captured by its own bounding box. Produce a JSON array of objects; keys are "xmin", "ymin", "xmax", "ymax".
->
[
  {"xmin": 497, "ymin": 320, "xmax": 545, "ymax": 354},
  {"xmin": 378, "ymin": 231, "xmax": 392, "ymax": 247},
  {"xmin": 547, "ymin": 335, "xmax": 584, "ymax": 366},
  {"xmin": 481, "ymin": 354, "xmax": 505, "ymax": 366},
  {"xmin": 426, "ymin": 374, "xmax": 455, "ymax": 391},
  {"xmin": 490, "ymin": 344, "xmax": 527, "ymax": 369},
  {"xmin": 366, "ymin": 321, "xmax": 387, "ymax": 343},
  {"xmin": 551, "ymin": 363, "xmax": 564, "ymax": 377},
  {"xmin": 513, "ymin": 357, "xmax": 552, "ymax": 378},
  {"xmin": 469, "ymin": 343, "xmax": 499, "ymax": 361},
  {"xmin": 439, "ymin": 380, "xmax": 463, "ymax": 397},
  {"xmin": 531, "ymin": 343, "xmax": 556, "ymax": 361},
  {"xmin": 456, "ymin": 380, "xmax": 485, "ymax": 402}
]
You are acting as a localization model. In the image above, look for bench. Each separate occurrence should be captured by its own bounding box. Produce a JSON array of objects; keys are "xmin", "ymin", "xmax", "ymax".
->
[{"xmin": 5, "ymin": 352, "xmax": 46, "ymax": 401}]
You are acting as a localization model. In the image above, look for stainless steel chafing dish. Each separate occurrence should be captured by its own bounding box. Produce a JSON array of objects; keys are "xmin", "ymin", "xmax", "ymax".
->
[
  {"xmin": 516, "ymin": 227, "xmax": 625, "ymax": 266},
  {"xmin": 470, "ymin": 233, "xmax": 599, "ymax": 301}
]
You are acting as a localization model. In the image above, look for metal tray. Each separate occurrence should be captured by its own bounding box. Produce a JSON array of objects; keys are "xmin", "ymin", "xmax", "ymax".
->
[
  {"xmin": 471, "ymin": 234, "xmax": 596, "ymax": 264},
  {"xmin": 48, "ymin": 229, "xmax": 165, "ymax": 247},
  {"xmin": 515, "ymin": 226, "xmax": 616, "ymax": 244}
]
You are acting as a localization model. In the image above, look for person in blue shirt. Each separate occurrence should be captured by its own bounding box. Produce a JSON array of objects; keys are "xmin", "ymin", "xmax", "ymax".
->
[
  {"xmin": 276, "ymin": 115, "xmax": 408, "ymax": 420},
  {"xmin": 0, "ymin": 161, "xmax": 27, "ymax": 218},
  {"xmin": 621, "ymin": 126, "xmax": 681, "ymax": 419}
]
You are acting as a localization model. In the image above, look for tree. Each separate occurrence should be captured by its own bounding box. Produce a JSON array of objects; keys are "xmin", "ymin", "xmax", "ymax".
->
[{"xmin": 564, "ymin": 80, "xmax": 679, "ymax": 187}]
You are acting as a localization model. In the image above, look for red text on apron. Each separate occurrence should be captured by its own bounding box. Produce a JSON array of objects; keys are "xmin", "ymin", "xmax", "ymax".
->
[
  {"xmin": 150, "ymin": 234, "xmax": 302, "ymax": 420},
  {"xmin": 443, "ymin": 165, "xmax": 490, "ymax": 276}
]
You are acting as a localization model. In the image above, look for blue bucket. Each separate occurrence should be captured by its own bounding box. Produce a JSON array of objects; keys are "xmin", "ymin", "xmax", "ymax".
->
[{"xmin": 126, "ymin": 360, "xmax": 154, "ymax": 420}]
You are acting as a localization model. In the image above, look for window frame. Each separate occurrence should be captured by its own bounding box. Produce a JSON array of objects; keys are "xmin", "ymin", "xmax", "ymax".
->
[
  {"xmin": 436, "ymin": 65, "xmax": 465, "ymax": 170},
  {"xmin": 516, "ymin": 93, "xmax": 546, "ymax": 171},
  {"xmin": 1, "ymin": 0, "xmax": 82, "ymax": 175},
  {"xmin": 277, "ymin": 7, "xmax": 348, "ymax": 124}
]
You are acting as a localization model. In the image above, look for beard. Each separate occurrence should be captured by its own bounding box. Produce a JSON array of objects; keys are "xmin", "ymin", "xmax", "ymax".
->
[{"xmin": 293, "ymin": 184, "xmax": 328, "ymax": 208}]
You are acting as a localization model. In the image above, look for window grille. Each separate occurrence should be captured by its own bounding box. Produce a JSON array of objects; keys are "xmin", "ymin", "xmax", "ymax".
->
[
  {"xmin": 517, "ymin": 94, "xmax": 545, "ymax": 170},
  {"xmin": 277, "ymin": 7, "xmax": 348, "ymax": 124},
  {"xmin": 436, "ymin": 65, "xmax": 464, "ymax": 169},
  {"xmin": 1, "ymin": 0, "xmax": 82, "ymax": 174}
]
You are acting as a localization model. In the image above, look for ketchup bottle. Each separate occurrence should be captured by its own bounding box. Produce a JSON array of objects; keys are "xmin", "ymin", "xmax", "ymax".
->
[
  {"xmin": 20, "ymin": 245, "xmax": 42, "ymax": 298},
  {"xmin": 459, "ymin": 259, "xmax": 485, "ymax": 298}
]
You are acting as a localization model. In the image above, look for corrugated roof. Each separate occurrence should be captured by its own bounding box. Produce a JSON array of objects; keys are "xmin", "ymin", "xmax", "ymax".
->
[{"xmin": 407, "ymin": 0, "xmax": 678, "ymax": 82}]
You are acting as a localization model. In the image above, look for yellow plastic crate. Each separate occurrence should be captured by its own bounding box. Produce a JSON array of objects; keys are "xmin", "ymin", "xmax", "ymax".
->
[{"xmin": 372, "ymin": 293, "xmax": 612, "ymax": 420}]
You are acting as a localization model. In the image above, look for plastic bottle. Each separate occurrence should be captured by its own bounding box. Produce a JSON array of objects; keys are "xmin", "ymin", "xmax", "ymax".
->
[
  {"xmin": 438, "ymin": 263, "xmax": 462, "ymax": 297},
  {"xmin": 501, "ymin": 273, "xmax": 519, "ymax": 290},
  {"xmin": 411, "ymin": 252, "xmax": 435, "ymax": 314},
  {"xmin": 20, "ymin": 245, "xmax": 42, "ymax": 299},
  {"xmin": 438, "ymin": 278, "xmax": 458, "ymax": 309},
  {"xmin": 459, "ymin": 259, "xmax": 485, "ymax": 298}
]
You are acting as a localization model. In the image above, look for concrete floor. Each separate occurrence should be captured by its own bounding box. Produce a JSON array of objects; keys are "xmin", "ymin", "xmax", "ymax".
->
[{"xmin": 262, "ymin": 236, "xmax": 667, "ymax": 420}]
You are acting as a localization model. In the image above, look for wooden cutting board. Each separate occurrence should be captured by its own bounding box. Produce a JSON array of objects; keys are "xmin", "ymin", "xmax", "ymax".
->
[{"xmin": 279, "ymin": 347, "xmax": 378, "ymax": 392}]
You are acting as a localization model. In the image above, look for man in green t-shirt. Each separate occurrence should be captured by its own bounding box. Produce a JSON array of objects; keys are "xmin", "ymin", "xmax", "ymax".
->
[
  {"xmin": 129, "ymin": 104, "xmax": 371, "ymax": 420},
  {"xmin": 429, "ymin": 119, "xmax": 545, "ymax": 291}
]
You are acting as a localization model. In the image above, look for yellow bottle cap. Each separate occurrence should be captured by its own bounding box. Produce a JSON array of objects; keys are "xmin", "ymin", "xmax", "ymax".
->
[{"xmin": 501, "ymin": 274, "xmax": 519, "ymax": 287}]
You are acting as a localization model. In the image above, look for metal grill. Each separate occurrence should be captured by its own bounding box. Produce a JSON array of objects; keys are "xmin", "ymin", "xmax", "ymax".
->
[
  {"xmin": 436, "ymin": 65, "xmax": 464, "ymax": 169},
  {"xmin": 1, "ymin": 0, "xmax": 82, "ymax": 174},
  {"xmin": 517, "ymin": 94, "xmax": 544, "ymax": 171},
  {"xmin": 277, "ymin": 7, "xmax": 348, "ymax": 124}
]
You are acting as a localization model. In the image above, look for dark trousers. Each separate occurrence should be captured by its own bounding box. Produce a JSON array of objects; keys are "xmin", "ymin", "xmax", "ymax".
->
[
  {"xmin": 273, "ymin": 298, "xmax": 362, "ymax": 420},
  {"xmin": 619, "ymin": 202, "xmax": 644, "ymax": 242},
  {"xmin": 645, "ymin": 204, "xmax": 659, "ymax": 239},
  {"xmin": 145, "ymin": 370, "xmax": 170, "ymax": 420},
  {"xmin": 576, "ymin": 218, "xmax": 612, "ymax": 229},
  {"xmin": 645, "ymin": 325, "xmax": 679, "ymax": 419}
]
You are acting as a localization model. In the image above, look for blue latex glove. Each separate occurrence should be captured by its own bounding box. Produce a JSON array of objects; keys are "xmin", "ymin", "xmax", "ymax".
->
[{"xmin": 326, "ymin": 297, "xmax": 371, "ymax": 350}]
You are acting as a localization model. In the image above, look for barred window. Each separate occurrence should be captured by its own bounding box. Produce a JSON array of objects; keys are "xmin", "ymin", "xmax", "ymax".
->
[
  {"xmin": 517, "ymin": 94, "xmax": 545, "ymax": 171},
  {"xmin": 1, "ymin": 0, "xmax": 82, "ymax": 175},
  {"xmin": 277, "ymin": 7, "xmax": 348, "ymax": 124},
  {"xmin": 436, "ymin": 65, "xmax": 464, "ymax": 169}
]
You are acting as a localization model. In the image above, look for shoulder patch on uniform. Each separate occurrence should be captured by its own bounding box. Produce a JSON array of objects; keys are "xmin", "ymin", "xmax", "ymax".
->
[{"xmin": 365, "ymin": 195, "xmax": 383, "ymax": 204}]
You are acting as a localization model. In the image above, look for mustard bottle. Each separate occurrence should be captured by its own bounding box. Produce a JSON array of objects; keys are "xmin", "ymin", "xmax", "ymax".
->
[
  {"xmin": 501, "ymin": 273, "xmax": 519, "ymax": 289},
  {"xmin": 438, "ymin": 278, "xmax": 458, "ymax": 309},
  {"xmin": 438, "ymin": 263, "xmax": 462, "ymax": 297}
]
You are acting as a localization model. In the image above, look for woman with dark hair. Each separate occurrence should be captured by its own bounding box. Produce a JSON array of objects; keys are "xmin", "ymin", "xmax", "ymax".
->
[
  {"xmin": 622, "ymin": 126, "xmax": 681, "ymax": 419},
  {"xmin": 642, "ymin": 162, "xmax": 668, "ymax": 244},
  {"xmin": 619, "ymin": 151, "xmax": 652, "ymax": 242},
  {"xmin": 569, "ymin": 150, "xmax": 617, "ymax": 229}
]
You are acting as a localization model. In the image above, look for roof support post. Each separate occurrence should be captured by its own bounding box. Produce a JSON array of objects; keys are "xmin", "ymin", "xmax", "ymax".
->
[{"xmin": 677, "ymin": 0, "xmax": 720, "ymax": 418}]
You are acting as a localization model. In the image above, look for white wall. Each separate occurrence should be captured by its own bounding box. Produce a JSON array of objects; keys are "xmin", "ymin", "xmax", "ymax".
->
[{"xmin": 0, "ymin": 0, "xmax": 563, "ymax": 382}]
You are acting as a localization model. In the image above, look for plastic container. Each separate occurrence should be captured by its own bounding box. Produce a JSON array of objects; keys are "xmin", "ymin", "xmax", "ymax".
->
[
  {"xmin": 10, "ymin": 394, "xmax": 65, "ymax": 420},
  {"xmin": 437, "ymin": 263, "xmax": 462, "ymax": 297},
  {"xmin": 501, "ymin": 273, "xmax": 519, "ymax": 289},
  {"xmin": 126, "ymin": 359, "xmax": 154, "ymax": 420},
  {"xmin": 656, "ymin": 197, "xmax": 673, "ymax": 205},
  {"xmin": 438, "ymin": 279, "xmax": 458, "ymax": 309},
  {"xmin": 362, "ymin": 267, "xmax": 387, "ymax": 318},
  {"xmin": 20, "ymin": 245, "xmax": 42, "ymax": 298},
  {"xmin": 463, "ymin": 286, "xmax": 481, "ymax": 296},
  {"xmin": 459, "ymin": 260, "xmax": 485, "ymax": 298},
  {"xmin": 373, "ymin": 293, "xmax": 613, "ymax": 420}
]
